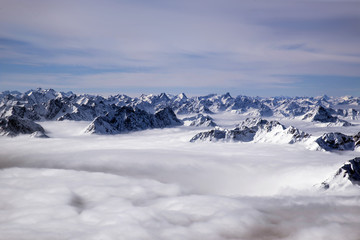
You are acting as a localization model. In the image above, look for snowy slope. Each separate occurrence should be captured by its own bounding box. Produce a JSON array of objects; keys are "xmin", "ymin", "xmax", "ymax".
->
[{"xmin": 321, "ymin": 157, "xmax": 360, "ymax": 190}]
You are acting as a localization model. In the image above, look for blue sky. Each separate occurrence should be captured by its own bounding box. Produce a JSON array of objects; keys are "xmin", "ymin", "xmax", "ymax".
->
[{"xmin": 0, "ymin": 0, "xmax": 360, "ymax": 97}]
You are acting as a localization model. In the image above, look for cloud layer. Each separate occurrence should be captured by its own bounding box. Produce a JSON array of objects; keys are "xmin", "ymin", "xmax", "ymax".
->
[{"xmin": 1, "ymin": 119, "xmax": 360, "ymax": 240}]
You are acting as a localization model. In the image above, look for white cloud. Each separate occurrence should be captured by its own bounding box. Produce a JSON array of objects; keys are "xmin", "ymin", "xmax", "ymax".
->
[{"xmin": 0, "ymin": 118, "xmax": 360, "ymax": 239}]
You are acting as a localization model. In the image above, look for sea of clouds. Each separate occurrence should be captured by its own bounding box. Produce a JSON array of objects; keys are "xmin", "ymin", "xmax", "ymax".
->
[{"xmin": 1, "ymin": 117, "xmax": 360, "ymax": 240}]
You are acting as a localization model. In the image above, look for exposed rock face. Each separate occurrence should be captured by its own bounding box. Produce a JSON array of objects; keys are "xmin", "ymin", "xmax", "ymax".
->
[
  {"xmin": 354, "ymin": 132, "xmax": 360, "ymax": 148},
  {"xmin": 182, "ymin": 114, "xmax": 217, "ymax": 127},
  {"xmin": 45, "ymin": 98, "xmax": 67, "ymax": 120},
  {"xmin": 0, "ymin": 116, "xmax": 47, "ymax": 137},
  {"xmin": 321, "ymin": 157, "xmax": 360, "ymax": 190},
  {"xmin": 315, "ymin": 132, "xmax": 357, "ymax": 151},
  {"xmin": 303, "ymin": 106, "xmax": 335, "ymax": 122},
  {"xmin": 302, "ymin": 106, "xmax": 351, "ymax": 126},
  {"xmin": 190, "ymin": 129, "xmax": 227, "ymax": 142},
  {"xmin": 153, "ymin": 107, "xmax": 182, "ymax": 128},
  {"xmin": 190, "ymin": 118, "xmax": 311, "ymax": 144},
  {"xmin": 85, "ymin": 106, "xmax": 182, "ymax": 134},
  {"xmin": 338, "ymin": 158, "xmax": 360, "ymax": 184}
]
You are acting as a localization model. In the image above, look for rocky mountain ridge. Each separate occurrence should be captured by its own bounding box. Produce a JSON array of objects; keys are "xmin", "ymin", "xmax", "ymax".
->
[
  {"xmin": 0, "ymin": 88, "xmax": 359, "ymax": 137},
  {"xmin": 190, "ymin": 118, "xmax": 311, "ymax": 144},
  {"xmin": 190, "ymin": 117, "xmax": 360, "ymax": 152},
  {"xmin": 1, "ymin": 89, "xmax": 359, "ymax": 122},
  {"xmin": 85, "ymin": 106, "xmax": 182, "ymax": 134},
  {"xmin": 182, "ymin": 114, "xmax": 217, "ymax": 127}
]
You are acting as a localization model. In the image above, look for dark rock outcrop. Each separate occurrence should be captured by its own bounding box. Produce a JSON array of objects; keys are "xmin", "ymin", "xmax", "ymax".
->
[
  {"xmin": 303, "ymin": 106, "xmax": 351, "ymax": 126},
  {"xmin": 315, "ymin": 132, "xmax": 358, "ymax": 151},
  {"xmin": 0, "ymin": 116, "xmax": 47, "ymax": 137},
  {"xmin": 321, "ymin": 157, "xmax": 360, "ymax": 189},
  {"xmin": 85, "ymin": 106, "xmax": 182, "ymax": 134}
]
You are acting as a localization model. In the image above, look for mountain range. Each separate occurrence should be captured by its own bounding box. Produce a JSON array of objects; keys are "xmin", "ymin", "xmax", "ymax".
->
[
  {"xmin": 0, "ymin": 88, "xmax": 359, "ymax": 140},
  {"xmin": 1, "ymin": 88, "xmax": 359, "ymax": 121},
  {"xmin": 190, "ymin": 117, "xmax": 360, "ymax": 152},
  {"xmin": 1, "ymin": 88, "xmax": 360, "ymax": 190}
]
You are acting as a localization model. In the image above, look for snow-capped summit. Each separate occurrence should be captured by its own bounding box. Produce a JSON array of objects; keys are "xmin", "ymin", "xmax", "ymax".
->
[
  {"xmin": 302, "ymin": 106, "xmax": 335, "ymax": 122},
  {"xmin": 158, "ymin": 92, "xmax": 170, "ymax": 101},
  {"xmin": 236, "ymin": 117, "xmax": 268, "ymax": 129},
  {"xmin": 25, "ymin": 88, "xmax": 58, "ymax": 105},
  {"xmin": 182, "ymin": 114, "xmax": 217, "ymax": 127},
  {"xmin": 84, "ymin": 106, "xmax": 182, "ymax": 134},
  {"xmin": 315, "ymin": 132, "xmax": 359, "ymax": 151},
  {"xmin": 302, "ymin": 106, "xmax": 351, "ymax": 126},
  {"xmin": 337, "ymin": 95, "xmax": 360, "ymax": 106},
  {"xmin": 229, "ymin": 96, "xmax": 272, "ymax": 116},
  {"xmin": 321, "ymin": 157, "xmax": 360, "ymax": 190},
  {"xmin": 177, "ymin": 93, "xmax": 188, "ymax": 100},
  {"xmin": 190, "ymin": 118, "xmax": 310, "ymax": 144}
]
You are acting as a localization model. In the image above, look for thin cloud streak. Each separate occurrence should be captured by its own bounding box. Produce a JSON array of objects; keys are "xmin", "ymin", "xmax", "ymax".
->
[{"xmin": 0, "ymin": 0, "xmax": 360, "ymax": 95}]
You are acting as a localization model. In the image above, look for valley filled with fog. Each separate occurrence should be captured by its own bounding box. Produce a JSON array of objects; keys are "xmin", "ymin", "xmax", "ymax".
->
[{"xmin": 1, "ymin": 109, "xmax": 360, "ymax": 240}]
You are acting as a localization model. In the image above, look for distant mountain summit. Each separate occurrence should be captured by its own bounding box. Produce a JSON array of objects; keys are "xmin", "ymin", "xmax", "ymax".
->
[
  {"xmin": 84, "ymin": 106, "xmax": 181, "ymax": 134},
  {"xmin": 190, "ymin": 118, "xmax": 311, "ymax": 144},
  {"xmin": 302, "ymin": 106, "xmax": 352, "ymax": 126},
  {"xmin": 182, "ymin": 114, "xmax": 217, "ymax": 127},
  {"xmin": 0, "ymin": 88, "xmax": 359, "ymax": 137}
]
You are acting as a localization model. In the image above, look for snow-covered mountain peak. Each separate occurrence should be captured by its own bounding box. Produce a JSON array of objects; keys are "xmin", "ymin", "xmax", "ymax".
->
[
  {"xmin": 236, "ymin": 118, "xmax": 269, "ymax": 129},
  {"xmin": 302, "ymin": 106, "xmax": 352, "ymax": 126},
  {"xmin": 321, "ymin": 157, "xmax": 360, "ymax": 190},
  {"xmin": 84, "ymin": 106, "xmax": 181, "ymax": 135},
  {"xmin": 158, "ymin": 92, "xmax": 170, "ymax": 101},
  {"xmin": 191, "ymin": 118, "xmax": 310, "ymax": 144},
  {"xmin": 315, "ymin": 132, "xmax": 359, "ymax": 151},
  {"xmin": 220, "ymin": 92, "xmax": 233, "ymax": 101},
  {"xmin": 177, "ymin": 93, "xmax": 188, "ymax": 100},
  {"xmin": 182, "ymin": 114, "xmax": 217, "ymax": 127}
]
